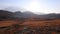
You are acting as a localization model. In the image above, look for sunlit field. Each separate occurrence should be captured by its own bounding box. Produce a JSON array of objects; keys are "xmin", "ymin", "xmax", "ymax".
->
[{"xmin": 0, "ymin": 18, "xmax": 60, "ymax": 34}]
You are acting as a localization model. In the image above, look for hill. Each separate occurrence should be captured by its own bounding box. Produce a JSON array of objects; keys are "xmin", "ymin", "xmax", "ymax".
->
[{"xmin": 0, "ymin": 10, "xmax": 14, "ymax": 20}]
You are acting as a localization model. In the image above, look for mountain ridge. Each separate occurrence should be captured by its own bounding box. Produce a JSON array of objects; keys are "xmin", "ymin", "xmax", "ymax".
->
[{"xmin": 0, "ymin": 10, "xmax": 60, "ymax": 19}]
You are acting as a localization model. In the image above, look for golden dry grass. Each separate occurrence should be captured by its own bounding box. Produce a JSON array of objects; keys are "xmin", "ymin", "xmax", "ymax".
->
[
  {"xmin": 0, "ymin": 20, "xmax": 20, "ymax": 27},
  {"xmin": 0, "ymin": 19, "xmax": 60, "ymax": 34},
  {"xmin": 21, "ymin": 19, "xmax": 60, "ymax": 27}
]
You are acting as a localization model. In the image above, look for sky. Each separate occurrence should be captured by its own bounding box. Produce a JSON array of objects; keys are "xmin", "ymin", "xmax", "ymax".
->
[{"xmin": 0, "ymin": 0, "xmax": 60, "ymax": 14}]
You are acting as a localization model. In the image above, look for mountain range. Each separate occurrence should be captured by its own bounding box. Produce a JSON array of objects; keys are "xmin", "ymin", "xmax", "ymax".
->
[{"xmin": 0, "ymin": 10, "xmax": 60, "ymax": 20}]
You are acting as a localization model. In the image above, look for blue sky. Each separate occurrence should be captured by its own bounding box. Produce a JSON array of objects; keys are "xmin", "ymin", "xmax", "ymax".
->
[{"xmin": 0, "ymin": 0, "xmax": 60, "ymax": 14}]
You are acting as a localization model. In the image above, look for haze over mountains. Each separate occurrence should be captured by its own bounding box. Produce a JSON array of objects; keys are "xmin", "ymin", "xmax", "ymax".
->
[
  {"xmin": 0, "ymin": 5, "xmax": 60, "ymax": 19},
  {"xmin": 0, "ymin": 10, "xmax": 60, "ymax": 20}
]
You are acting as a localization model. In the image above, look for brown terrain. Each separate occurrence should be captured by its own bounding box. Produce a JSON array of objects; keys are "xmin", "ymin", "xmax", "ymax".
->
[{"xmin": 0, "ymin": 18, "xmax": 60, "ymax": 34}]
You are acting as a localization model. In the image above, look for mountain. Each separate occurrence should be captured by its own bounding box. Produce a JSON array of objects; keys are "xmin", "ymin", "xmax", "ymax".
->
[
  {"xmin": 0, "ymin": 10, "xmax": 14, "ymax": 20},
  {"xmin": 13, "ymin": 11, "xmax": 60, "ymax": 19},
  {"xmin": 0, "ymin": 10, "xmax": 37, "ymax": 19},
  {"xmin": 13, "ymin": 11, "xmax": 37, "ymax": 18},
  {"xmin": 37, "ymin": 13, "xmax": 60, "ymax": 19},
  {"xmin": 22, "ymin": 11, "xmax": 37, "ymax": 18},
  {"xmin": 0, "ymin": 10, "xmax": 60, "ymax": 20},
  {"xmin": 13, "ymin": 11, "xmax": 22, "ymax": 18}
]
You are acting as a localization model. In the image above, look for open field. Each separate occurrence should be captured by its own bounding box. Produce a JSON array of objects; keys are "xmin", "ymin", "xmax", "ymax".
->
[
  {"xmin": 0, "ymin": 19, "xmax": 60, "ymax": 34},
  {"xmin": 22, "ymin": 19, "xmax": 60, "ymax": 27}
]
